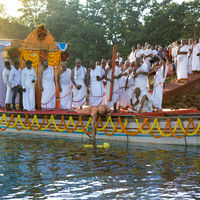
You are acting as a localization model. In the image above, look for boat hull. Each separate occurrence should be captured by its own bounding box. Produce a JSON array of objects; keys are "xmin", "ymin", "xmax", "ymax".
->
[{"xmin": 0, "ymin": 111, "xmax": 199, "ymax": 146}]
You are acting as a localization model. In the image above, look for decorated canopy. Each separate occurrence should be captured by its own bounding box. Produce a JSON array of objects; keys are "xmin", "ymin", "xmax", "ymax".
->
[
  {"xmin": 20, "ymin": 24, "xmax": 61, "ymax": 69},
  {"xmin": 19, "ymin": 25, "xmax": 62, "ymax": 109}
]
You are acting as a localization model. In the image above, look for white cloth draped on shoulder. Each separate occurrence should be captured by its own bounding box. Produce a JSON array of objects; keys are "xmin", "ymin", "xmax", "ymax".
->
[
  {"xmin": 89, "ymin": 65, "xmax": 105, "ymax": 106},
  {"xmin": 134, "ymin": 90, "xmax": 153, "ymax": 113},
  {"xmin": 187, "ymin": 45, "xmax": 193, "ymax": 74},
  {"xmin": 128, "ymin": 72, "xmax": 135, "ymax": 104},
  {"xmin": 152, "ymin": 64, "xmax": 168, "ymax": 109},
  {"xmin": 119, "ymin": 67, "xmax": 130, "ymax": 108},
  {"xmin": 144, "ymin": 49, "xmax": 152, "ymax": 69},
  {"xmin": 41, "ymin": 66, "xmax": 56, "ymax": 110},
  {"xmin": 72, "ymin": 65, "xmax": 87, "ymax": 108},
  {"xmin": 177, "ymin": 45, "xmax": 189, "ymax": 79},
  {"xmin": 21, "ymin": 67, "xmax": 37, "ymax": 111},
  {"xmin": 129, "ymin": 51, "xmax": 136, "ymax": 63},
  {"xmin": 135, "ymin": 49, "xmax": 144, "ymax": 58},
  {"xmin": 135, "ymin": 63, "xmax": 149, "ymax": 91},
  {"xmin": 106, "ymin": 66, "xmax": 121, "ymax": 108},
  {"xmin": 192, "ymin": 43, "xmax": 200, "ymax": 71},
  {"xmin": 59, "ymin": 69, "xmax": 72, "ymax": 110}
]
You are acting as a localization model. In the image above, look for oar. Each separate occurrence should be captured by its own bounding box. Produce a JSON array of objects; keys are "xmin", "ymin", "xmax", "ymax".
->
[{"xmin": 109, "ymin": 46, "xmax": 117, "ymax": 101}]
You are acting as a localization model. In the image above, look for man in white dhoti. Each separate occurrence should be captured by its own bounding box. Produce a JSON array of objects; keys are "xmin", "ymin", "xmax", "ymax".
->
[
  {"xmin": 118, "ymin": 60, "xmax": 131, "ymax": 109},
  {"xmin": 187, "ymin": 38, "xmax": 193, "ymax": 74},
  {"xmin": 152, "ymin": 56, "xmax": 168, "ymax": 111},
  {"xmin": 134, "ymin": 58, "xmax": 149, "ymax": 91},
  {"xmin": 57, "ymin": 62, "xmax": 72, "ymax": 110},
  {"xmin": 132, "ymin": 87, "xmax": 153, "ymax": 113},
  {"xmin": 177, "ymin": 39, "xmax": 189, "ymax": 83},
  {"xmin": 9, "ymin": 61, "xmax": 23, "ymax": 111},
  {"xmin": 129, "ymin": 45, "xmax": 136, "ymax": 63},
  {"xmin": 71, "ymin": 58, "xmax": 87, "ymax": 109},
  {"xmin": 192, "ymin": 37, "xmax": 200, "ymax": 72},
  {"xmin": 2, "ymin": 61, "xmax": 12, "ymax": 110},
  {"xmin": 87, "ymin": 61, "xmax": 105, "ymax": 106},
  {"xmin": 144, "ymin": 45, "xmax": 153, "ymax": 70},
  {"xmin": 21, "ymin": 60, "xmax": 37, "ymax": 111},
  {"xmin": 105, "ymin": 59, "xmax": 122, "ymax": 111},
  {"xmin": 39, "ymin": 60, "xmax": 56, "ymax": 110},
  {"xmin": 127, "ymin": 61, "xmax": 136, "ymax": 106}
]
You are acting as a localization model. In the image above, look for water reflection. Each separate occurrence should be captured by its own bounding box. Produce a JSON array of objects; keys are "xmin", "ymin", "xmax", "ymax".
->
[{"xmin": 0, "ymin": 133, "xmax": 199, "ymax": 199}]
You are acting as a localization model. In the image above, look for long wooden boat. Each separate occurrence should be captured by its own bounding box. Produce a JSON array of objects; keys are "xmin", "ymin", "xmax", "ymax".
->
[{"xmin": 0, "ymin": 108, "xmax": 199, "ymax": 146}]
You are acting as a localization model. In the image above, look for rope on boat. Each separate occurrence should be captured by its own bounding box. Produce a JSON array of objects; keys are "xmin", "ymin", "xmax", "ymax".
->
[{"xmin": 0, "ymin": 113, "xmax": 199, "ymax": 138}]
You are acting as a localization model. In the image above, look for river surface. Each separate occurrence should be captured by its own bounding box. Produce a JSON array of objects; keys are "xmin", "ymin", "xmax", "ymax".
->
[{"xmin": 0, "ymin": 133, "xmax": 199, "ymax": 199}]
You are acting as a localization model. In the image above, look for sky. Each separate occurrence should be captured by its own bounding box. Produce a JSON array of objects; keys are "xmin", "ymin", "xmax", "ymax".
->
[{"xmin": 0, "ymin": 0, "xmax": 190, "ymax": 18}]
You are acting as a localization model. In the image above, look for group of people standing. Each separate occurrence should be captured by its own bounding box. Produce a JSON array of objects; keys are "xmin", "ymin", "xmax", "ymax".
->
[
  {"xmin": 2, "ymin": 56, "xmax": 165, "ymax": 113},
  {"xmin": 3, "ymin": 60, "xmax": 37, "ymax": 111},
  {"xmin": 2, "ymin": 37, "xmax": 199, "ymax": 113},
  {"xmin": 170, "ymin": 37, "xmax": 200, "ymax": 83}
]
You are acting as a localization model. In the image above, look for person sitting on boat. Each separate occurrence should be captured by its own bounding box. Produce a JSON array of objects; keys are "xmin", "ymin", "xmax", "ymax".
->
[
  {"xmin": 77, "ymin": 105, "xmax": 112, "ymax": 139},
  {"xmin": 131, "ymin": 87, "xmax": 153, "ymax": 113},
  {"xmin": 9, "ymin": 60, "xmax": 23, "ymax": 111},
  {"xmin": 3, "ymin": 61, "xmax": 13, "ymax": 111},
  {"xmin": 87, "ymin": 60, "xmax": 105, "ymax": 106},
  {"xmin": 152, "ymin": 56, "xmax": 168, "ymax": 111},
  {"xmin": 39, "ymin": 60, "xmax": 56, "ymax": 111},
  {"xmin": 57, "ymin": 61, "xmax": 72, "ymax": 110},
  {"xmin": 71, "ymin": 58, "xmax": 87, "ymax": 109},
  {"xmin": 105, "ymin": 59, "xmax": 122, "ymax": 112},
  {"xmin": 21, "ymin": 60, "xmax": 37, "ymax": 111}
]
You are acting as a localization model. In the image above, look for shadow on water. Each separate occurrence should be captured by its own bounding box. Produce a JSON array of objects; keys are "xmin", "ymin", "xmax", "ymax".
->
[{"xmin": 0, "ymin": 133, "xmax": 199, "ymax": 199}]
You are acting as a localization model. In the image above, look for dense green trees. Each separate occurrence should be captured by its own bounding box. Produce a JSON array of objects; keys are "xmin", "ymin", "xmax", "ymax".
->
[{"xmin": 0, "ymin": 0, "xmax": 199, "ymax": 65}]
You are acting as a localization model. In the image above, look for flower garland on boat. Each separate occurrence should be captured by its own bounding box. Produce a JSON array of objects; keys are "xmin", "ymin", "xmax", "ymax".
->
[
  {"xmin": 0, "ymin": 113, "xmax": 199, "ymax": 139},
  {"xmin": 37, "ymin": 24, "xmax": 48, "ymax": 40}
]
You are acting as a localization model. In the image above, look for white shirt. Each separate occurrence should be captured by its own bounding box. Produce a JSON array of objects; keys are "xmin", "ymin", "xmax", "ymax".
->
[
  {"xmin": 3, "ymin": 68, "xmax": 12, "ymax": 87},
  {"xmin": 9, "ymin": 67, "xmax": 21, "ymax": 88},
  {"xmin": 135, "ymin": 49, "xmax": 144, "ymax": 58},
  {"xmin": 144, "ymin": 49, "xmax": 152, "ymax": 57},
  {"xmin": 152, "ymin": 50, "xmax": 158, "ymax": 56},
  {"xmin": 129, "ymin": 51, "xmax": 136, "ymax": 63},
  {"xmin": 21, "ymin": 67, "xmax": 37, "ymax": 89}
]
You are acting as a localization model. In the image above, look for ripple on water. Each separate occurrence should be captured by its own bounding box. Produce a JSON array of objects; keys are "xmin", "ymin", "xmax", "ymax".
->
[{"xmin": 0, "ymin": 134, "xmax": 199, "ymax": 199}]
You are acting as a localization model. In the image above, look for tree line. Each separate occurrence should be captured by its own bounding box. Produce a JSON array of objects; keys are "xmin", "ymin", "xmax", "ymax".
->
[{"xmin": 0, "ymin": 0, "xmax": 199, "ymax": 66}]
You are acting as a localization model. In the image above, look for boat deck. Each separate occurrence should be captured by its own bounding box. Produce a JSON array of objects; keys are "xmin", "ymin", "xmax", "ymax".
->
[{"xmin": 0, "ymin": 108, "xmax": 199, "ymax": 119}]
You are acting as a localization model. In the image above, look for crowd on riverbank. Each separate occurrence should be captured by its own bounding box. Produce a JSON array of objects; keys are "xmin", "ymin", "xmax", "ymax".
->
[{"xmin": 1, "ymin": 37, "xmax": 200, "ymax": 113}]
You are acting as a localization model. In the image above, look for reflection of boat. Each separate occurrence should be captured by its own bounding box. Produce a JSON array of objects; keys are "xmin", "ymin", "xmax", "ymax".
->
[{"xmin": 0, "ymin": 108, "xmax": 199, "ymax": 146}]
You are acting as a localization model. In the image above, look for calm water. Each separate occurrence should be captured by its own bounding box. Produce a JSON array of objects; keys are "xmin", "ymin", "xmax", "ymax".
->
[{"xmin": 0, "ymin": 133, "xmax": 199, "ymax": 200}]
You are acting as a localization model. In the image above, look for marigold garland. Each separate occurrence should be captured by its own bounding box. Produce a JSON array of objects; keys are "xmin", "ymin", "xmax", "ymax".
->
[
  {"xmin": 39, "ymin": 50, "xmax": 49, "ymax": 62},
  {"xmin": 0, "ymin": 114, "xmax": 199, "ymax": 139},
  {"xmin": 37, "ymin": 24, "xmax": 48, "ymax": 40}
]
